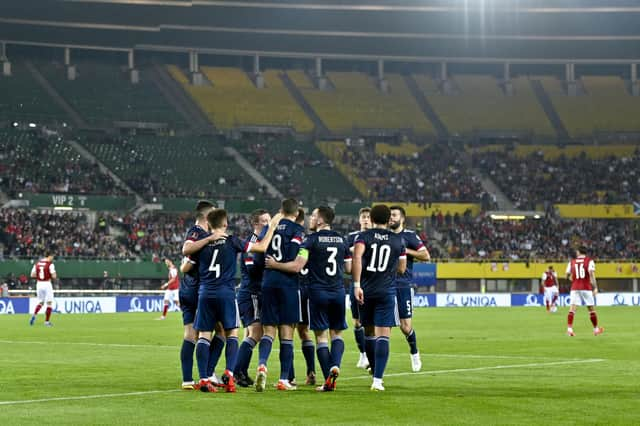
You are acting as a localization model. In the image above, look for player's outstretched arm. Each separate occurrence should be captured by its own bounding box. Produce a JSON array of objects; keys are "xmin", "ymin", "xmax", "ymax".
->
[
  {"xmin": 180, "ymin": 257, "xmax": 195, "ymax": 273},
  {"xmin": 407, "ymin": 247, "xmax": 430, "ymax": 262},
  {"xmin": 352, "ymin": 243, "xmax": 364, "ymax": 304},
  {"xmin": 182, "ymin": 230, "xmax": 228, "ymax": 255},
  {"xmin": 248, "ymin": 213, "xmax": 284, "ymax": 253},
  {"xmin": 397, "ymin": 256, "xmax": 407, "ymax": 274},
  {"xmin": 264, "ymin": 249, "xmax": 308, "ymax": 273}
]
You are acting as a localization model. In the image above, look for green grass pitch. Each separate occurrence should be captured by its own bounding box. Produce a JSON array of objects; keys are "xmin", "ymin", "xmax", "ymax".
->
[{"xmin": 1, "ymin": 307, "xmax": 639, "ymax": 425}]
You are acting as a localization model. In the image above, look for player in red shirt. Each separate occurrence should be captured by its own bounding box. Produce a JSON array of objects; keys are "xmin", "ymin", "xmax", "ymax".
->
[
  {"xmin": 565, "ymin": 246, "xmax": 604, "ymax": 336},
  {"xmin": 158, "ymin": 258, "xmax": 180, "ymax": 320},
  {"xmin": 541, "ymin": 265, "xmax": 559, "ymax": 313},
  {"xmin": 29, "ymin": 254, "xmax": 57, "ymax": 327}
]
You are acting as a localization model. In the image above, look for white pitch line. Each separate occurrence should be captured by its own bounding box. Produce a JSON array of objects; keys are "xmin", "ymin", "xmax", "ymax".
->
[
  {"xmin": 0, "ymin": 340, "xmax": 177, "ymax": 349},
  {"xmin": 0, "ymin": 390, "xmax": 181, "ymax": 406},
  {"xmin": 339, "ymin": 358, "xmax": 605, "ymax": 381}
]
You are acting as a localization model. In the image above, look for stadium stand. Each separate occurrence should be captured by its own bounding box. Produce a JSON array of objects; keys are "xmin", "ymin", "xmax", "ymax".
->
[
  {"xmin": 321, "ymin": 139, "xmax": 484, "ymax": 202},
  {"xmin": 168, "ymin": 65, "xmax": 313, "ymax": 132},
  {"xmin": 0, "ymin": 63, "xmax": 67, "ymax": 123},
  {"xmin": 235, "ymin": 138, "xmax": 361, "ymax": 203},
  {"xmin": 473, "ymin": 146, "xmax": 640, "ymax": 208},
  {"xmin": 414, "ymin": 74, "xmax": 555, "ymax": 137},
  {"xmin": 538, "ymin": 75, "xmax": 640, "ymax": 137},
  {"xmin": 432, "ymin": 214, "xmax": 640, "ymax": 261},
  {"xmin": 0, "ymin": 209, "xmax": 129, "ymax": 259},
  {"xmin": 38, "ymin": 62, "xmax": 184, "ymax": 127},
  {"xmin": 0, "ymin": 129, "xmax": 126, "ymax": 197},
  {"xmin": 78, "ymin": 134, "xmax": 265, "ymax": 200},
  {"xmin": 288, "ymin": 70, "xmax": 434, "ymax": 135}
]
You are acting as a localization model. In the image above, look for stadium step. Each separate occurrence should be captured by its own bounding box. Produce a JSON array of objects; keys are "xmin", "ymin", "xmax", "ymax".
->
[
  {"xmin": 280, "ymin": 71, "xmax": 331, "ymax": 137},
  {"xmin": 404, "ymin": 74, "xmax": 450, "ymax": 140},
  {"xmin": 530, "ymin": 79, "xmax": 570, "ymax": 141}
]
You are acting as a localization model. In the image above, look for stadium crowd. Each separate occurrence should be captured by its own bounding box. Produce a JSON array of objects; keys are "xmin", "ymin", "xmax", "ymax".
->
[
  {"xmin": 0, "ymin": 210, "xmax": 360, "ymax": 261},
  {"xmin": 433, "ymin": 213, "xmax": 640, "ymax": 260},
  {"xmin": 473, "ymin": 149, "xmax": 640, "ymax": 209},
  {"xmin": 340, "ymin": 142, "xmax": 485, "ymax": 203}
]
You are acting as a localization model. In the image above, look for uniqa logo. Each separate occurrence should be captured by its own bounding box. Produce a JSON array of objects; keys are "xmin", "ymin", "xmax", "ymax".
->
[
  {"xmin": 525, "ymin": 294, "xmax": 541, "ymax": 306},
  {"xmin": 460, "ymin": 296, "xmax": 497, "ymax": 307},
  {"xmin": 63, "ymin": 300, "xmax": 103, "ymax": 314},
  {"xmin": 613, "ymin": 294, "xmax": 626, "ymax": 305},
  {"xmin": 0, "ymin": 300, "xmax": 15, "ymax": 314}
]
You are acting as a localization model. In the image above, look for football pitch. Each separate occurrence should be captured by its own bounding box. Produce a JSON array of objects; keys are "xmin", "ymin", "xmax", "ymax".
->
[{"xmin": 1, "ymin": 307, "xmax": 638, "ymax": 425}]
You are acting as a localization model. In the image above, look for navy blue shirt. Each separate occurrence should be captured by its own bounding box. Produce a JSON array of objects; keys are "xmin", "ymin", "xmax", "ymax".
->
[
  {"xmin": 303, "ymin": 230, "xmax": 351, "ymax": 292},
  {"xmin": 263, "ymin": 218, "xmax": 305, "ymax": 289},
  {"xmin": 395, "ymin": 229, "xmax": 426, "ymax": 289},
  {"xmin": 355, "ymin": 228, "xmax": 406, "ymax": 297},
  {"xmin": 239, "ymin": 232, "xmax": 266, "ymax": 294},
  {"xmin": 197, "ymin": 234, "xmax": 248, "ymax": 297},
  {"xmin": 346, "ymin": 230, "xmax": 361, "ymax": 250},
  {"xmin": 180, "ymin": 225, "xmax": 209, "ymax": 291}
]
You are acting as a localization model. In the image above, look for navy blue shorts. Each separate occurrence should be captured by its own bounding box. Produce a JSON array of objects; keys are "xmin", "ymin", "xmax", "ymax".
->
[
  {"xmin": 261, "ymin": 286, "xmax": 301, "ymax": 326},
  {"xmin": 237, "ymin": 290, "xmax": 261, "ymax": 328},
  {"xmin": 349, "ymin": 285, "xmax": 361, "ymax": 320},
  {"xmin": 299, "ymin": 285, "xmax": 309, "ymax": 325},
  {"xmin": 179, "ymin": 286, "xmax": 198, "ymax": 326},
  {"xmin": 194, "ymin": 293, "xmax": 240, "ymax": 332},
  {"xmin": 309, "ymin": 287, "xmax": 347, "ymax": 332},
  {"xmin": 395, "ymin": 287, "xmax": 414, "ymax": 320},
  {"xmin": 360, "ymin": 292, "xmax": 398, "ymax": 328}
]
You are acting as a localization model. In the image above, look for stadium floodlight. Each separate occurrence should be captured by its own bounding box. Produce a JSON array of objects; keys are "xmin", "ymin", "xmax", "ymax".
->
[
  {"xmin": 53, "ymin": 206, "xmax": 73, "ymax": 211},
  {"xmin": 12, "ymin": 122, "xmax": 18, "ymax": 127},
  {"xmin": 18, "ymin": 193, "xmax": 23, "ymax": 198},
  {"xmin": 28, "ymin": 123, "xmax": 36, "ymax": 128},
  {"xmin": 533, "ymin": 214, "xmax": 541, "ymax": 219},
  {"xmin": 490, "ymin": 214, "xmax": 526, "ymax": 220}
]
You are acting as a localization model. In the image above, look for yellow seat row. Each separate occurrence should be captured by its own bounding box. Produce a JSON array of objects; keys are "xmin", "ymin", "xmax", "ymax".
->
[
  {"xmin": 168, "ymin": 66, "xmax": 313, "ymax": 132},
  {"xmin": 291, "ymin": 71, "xmax": 434, "ymax": 135},
  {"xmin": 415, "ymin": 74, "xmax": 555, "ymax": 136}
]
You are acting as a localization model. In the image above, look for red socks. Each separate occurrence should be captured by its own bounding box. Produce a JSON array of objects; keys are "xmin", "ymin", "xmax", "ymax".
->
[
  {"xmin": 567, "ymin": 311, "xmax": 575, "ymax": 327},
  {"xmin": 34, "ymin": 304, "xmax": 43, "ymax": 315},
  {"xmin": 590, "ymin": 311, "xmax": 598, "ymax": 327},
  {"xmin": 45, "ymin": 307, "xmax": 52, "ymax": 321},
  {"xmin": 162, "ymin": 304, "xmax": 169, "ymax": 317}
]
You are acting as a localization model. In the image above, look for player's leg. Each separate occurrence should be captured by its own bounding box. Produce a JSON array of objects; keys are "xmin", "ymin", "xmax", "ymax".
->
[
  {"xmin": 193, "ymin": 297, "xmax": 217, "ymax": 392},
  {"xmin": 207, "ymin": 322, "xmax": 225, "ymax": 385},
  {"xmin": 371, "ymin": 294, "xmax": 396, "ymax": 391},
  {"xmin": 180, "ymin": 324, "xmax": 197, "ymax": 389},
  {"xmin": 179, "ymin": 289, "xmax": 198, "ymax": 389},
  {"xmin": 31, "ymin": 284, "xmax": 46, "ymax": 325},
  {"xmin": 350, "ymin": 286, "xmax": 368, "ymax": 368},
  {"xmin": 255, "ymin": 287, "xmax": 278, "ymax": 391},
  {"xmin": 277, "ymin": 323, "xmax": 296, "ymax": 390},
  {"xmin": 235, "ymin": 292, "xmax": 261, "ymax": 386},
  {"xmin": 159, "ymin": 289, "xmax": 171, "ymax": 320},
  {"xmin": 297, "ymin": 324, "xmax": 316, "ymax": 385},
  {"xmin": 44, "ymin": 284, "xmax": 54, "ymax": 326},
  {"xmin": 586, "ymin": 294, "xmax": 604, "ymax": 335},
  {"xmin": 314, "ymin": 329, "xmax": 331, "ymax": 382},
  {"xmin": 325, "ymin": 289, "xmax": 348, "ymax": 390},
  {"xmin": 276, "ymin": 286, "xmax": 300, "ymax": 390},
  {"xmin": 567, "ymin": 290, "xmax": 578, "ymax": 336},
  {"xmin": 397, "ymin": 288, "xmax": 421, "ymax": 372},
  {"xmin": 217, "ymin": 297, "xmax": 241, "ymax": 392},
  {"xmin": 551, "ymin": 287, "xmax": 559, "ymax": 312}
]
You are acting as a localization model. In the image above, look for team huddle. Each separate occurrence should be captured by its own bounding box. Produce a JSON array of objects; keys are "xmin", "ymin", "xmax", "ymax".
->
[
  {"xmin": 24, "ymin": 201, "xmax": 605, "ymax": 392},
  {"xmin": 176, "ymin": 199, "xmax": 429, "ymax": 393}
]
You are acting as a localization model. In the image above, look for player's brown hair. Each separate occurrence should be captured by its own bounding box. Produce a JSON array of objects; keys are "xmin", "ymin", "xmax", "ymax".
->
[
  {"xmin": 207, "ymin": 208, "xmax": 228, "ymax": 229},
  {"xmin": 282, "ymin": 198, "xmax": 299, "ymax": 216},
  {"xmin": 250, "ymin": 209, "xmax": 269, "ymax": 226},
  {"xmin": 295, "ymin": 207, "xmax": 305, "ymax": 225},
  {"xmin": 316, "ymin": 206, "xmax": 335, "ymax": 225},
  {"xmin": 389, "ymin": 205, "xmax": 406, "ymax": 218},
  {"xmin": 195, "ymin": 200, "xmax": 215, "ymax": 220},
  {"xmin": 358, "ymin": 207, "xmax": 371, "ymax": 216},
  {"xmin": 370, "ymin": 204, "xmax": 391, "ymax": 225}
]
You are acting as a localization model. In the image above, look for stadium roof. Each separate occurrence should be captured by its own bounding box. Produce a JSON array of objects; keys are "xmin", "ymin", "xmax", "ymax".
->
[{"xmin": 1, "ymin": 0, "xmax": 640, "ymax": 62}]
